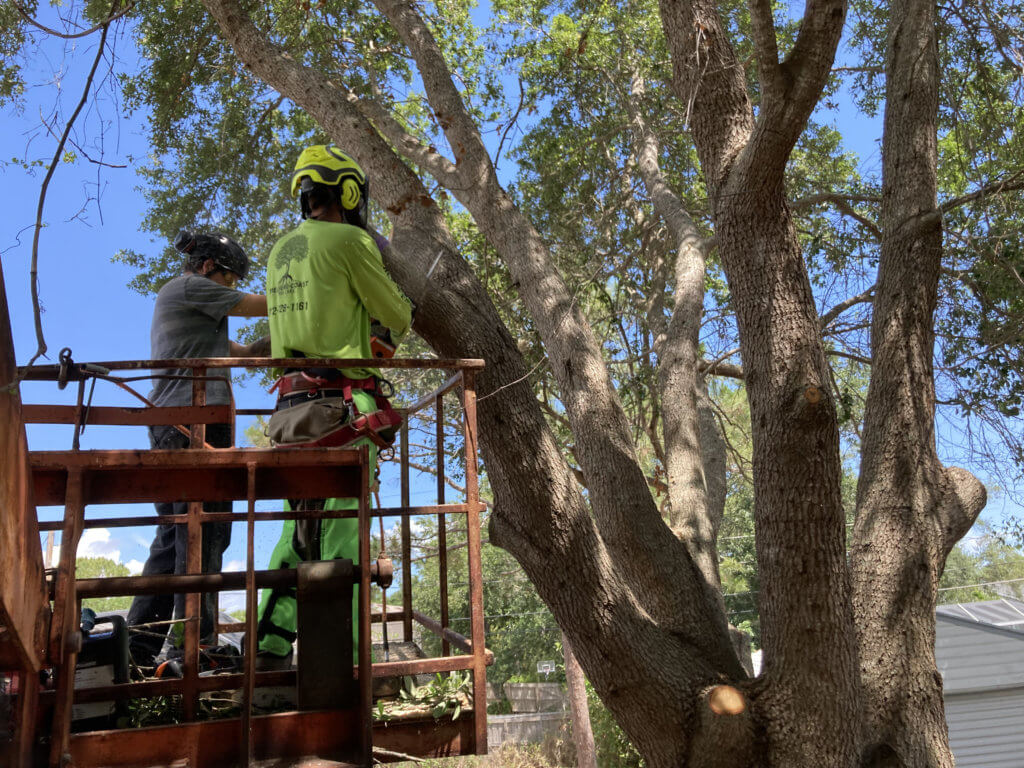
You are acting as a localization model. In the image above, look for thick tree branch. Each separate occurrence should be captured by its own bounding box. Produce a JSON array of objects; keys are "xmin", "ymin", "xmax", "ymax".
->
[
  {"xmin": 370, "ymin": 0, "xmax": 490, "ymax": 187},
  {"xmin": 371, "ymin": 0, "xmax": 732, "ymax": 653},
  {"xmin": 627, "ymin": 74, "xmax": 710, "ymax": 254},
  {"xmin": 850, "ymin": 0, "xmax": 985, "ymax": 762},
  {"xmin": 747, "ymin": 0, "xmax": 783, "ymax": 101},
  {"xmin": 657, "ymin": 0, "xmax": 753, "ymax": 202},
  {"xmin": 835, "ymin": 199, "xmax": 881, "ymax": 240},
  {"xmin": 781, "ymin": 0, "xmax": 849, "ymax": 111},
  {"xmin": 628, "ymin": 72, "xmax": 722, "ymax": 598},
  {"xmin": 696, "ymin": 382, "xmax": 728, "ymax": 562},
  {"xmin": 698, "ymin": 359, "xmax": 744, "ymax": 379},
  {"xmin": 347, "ymin": 89, "xmax": 463, "ymax": 189},
  {"xmin": 740, "ymin": 0, "xmax": 847, "ymax": 183}
]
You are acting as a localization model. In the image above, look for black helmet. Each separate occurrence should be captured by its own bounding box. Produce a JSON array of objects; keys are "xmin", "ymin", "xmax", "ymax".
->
[{"xmin": 174, "ymin": 230, "xmax": 249, "ymax": 280}]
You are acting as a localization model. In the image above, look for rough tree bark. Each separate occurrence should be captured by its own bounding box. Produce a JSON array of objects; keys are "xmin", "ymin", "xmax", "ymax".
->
[
  {"xmin": 627, "ymin": 75, "xmax": 752, "ymax": 667},
  {"xmin": 849, "ymin": 1, "xmax": 987, "ymax": 765},
  {"xmin": 658, "ymin": 0, "xmax": 988, "ymax": 764}
]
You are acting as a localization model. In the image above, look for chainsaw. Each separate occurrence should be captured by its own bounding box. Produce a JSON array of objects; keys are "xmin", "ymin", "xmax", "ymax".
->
[{"xmin": 370, "ymin": 320, "xmax": 397, "ymax": 359}]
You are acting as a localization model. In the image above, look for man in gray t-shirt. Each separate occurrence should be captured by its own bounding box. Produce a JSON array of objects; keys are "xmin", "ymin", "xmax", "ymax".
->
[
  {"xmin": 128, "ymin": 231, "xmax": 268, "ymax": 669},
  {"xmin": 148, "ymin": 273, "xmax": 245, "ymax": 408}
]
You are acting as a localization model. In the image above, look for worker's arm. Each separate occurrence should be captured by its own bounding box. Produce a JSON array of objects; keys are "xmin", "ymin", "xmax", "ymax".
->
[
  {"xmin": 348, "ymin": 234, "xmax": 412, "ymax": 337},
  {"xmin": 227, "ymin": 292, "xmax": 267, "ymax": 317},
  {"xmin": 229, "ymin": 336, "xmax": 271, "ymax": 357}
]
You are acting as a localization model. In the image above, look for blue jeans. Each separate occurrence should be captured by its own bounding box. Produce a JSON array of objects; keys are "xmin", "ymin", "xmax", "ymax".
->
[{"xmin": 126, "ymin": 423, "xmax": 232, "ymax": 665}]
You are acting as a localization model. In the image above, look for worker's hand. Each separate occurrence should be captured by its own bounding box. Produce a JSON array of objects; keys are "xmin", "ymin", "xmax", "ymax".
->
[
  {"xmin": 230, "ymin": 336, "xmax": 271, "ymax": 357},
  {"xmin": 245, "ymin": 336, "xmax": 272, "ymax": 357}
]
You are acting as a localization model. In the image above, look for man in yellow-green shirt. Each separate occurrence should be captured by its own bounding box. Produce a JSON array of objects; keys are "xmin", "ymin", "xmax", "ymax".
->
[{"xmin": 256, "ymin": 144, "xmax": 411, "ymax": 661}]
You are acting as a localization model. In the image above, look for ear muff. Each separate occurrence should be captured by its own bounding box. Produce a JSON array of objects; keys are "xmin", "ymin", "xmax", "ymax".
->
[{"xmin": 339, "ymin": 177, "xmax": 362, "ymax": 210}]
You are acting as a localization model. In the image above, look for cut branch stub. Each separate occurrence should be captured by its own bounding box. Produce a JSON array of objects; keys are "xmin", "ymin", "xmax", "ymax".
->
[
  {"xmin": 708, "ymin": 684, "xmax": 746, "ymax": 716},
  {"xmin": 687, "ymin": 684, "xmax": 756, "ymax": 768}
]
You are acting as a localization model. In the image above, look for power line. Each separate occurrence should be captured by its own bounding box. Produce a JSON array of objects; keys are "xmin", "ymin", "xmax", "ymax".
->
[{"xmin": 938, "ymin": 576, "xmax": 1024, "ymax": 592}]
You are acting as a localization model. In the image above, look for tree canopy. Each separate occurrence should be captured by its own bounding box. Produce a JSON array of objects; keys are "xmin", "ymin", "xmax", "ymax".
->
[{"xmin": 76, "ymin": 556, "xmax": 132, "ymax": 614}]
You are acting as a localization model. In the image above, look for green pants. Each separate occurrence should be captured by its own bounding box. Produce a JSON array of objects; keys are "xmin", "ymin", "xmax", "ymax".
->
[{"xmin": 256, "ymin": 390, "xmax": 378, "ymax": 659}]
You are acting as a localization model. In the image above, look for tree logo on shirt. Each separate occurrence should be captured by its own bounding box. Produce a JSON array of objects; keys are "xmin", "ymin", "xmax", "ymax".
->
[{"xmin": 273, "ymin": 234, "xmax": 309, "ymax": 283}]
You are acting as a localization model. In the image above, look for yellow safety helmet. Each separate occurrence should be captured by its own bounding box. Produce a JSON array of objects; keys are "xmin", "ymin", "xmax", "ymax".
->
[{"xmin": 291, "ymin": 144, "xmax": 369, "ymax": 227}]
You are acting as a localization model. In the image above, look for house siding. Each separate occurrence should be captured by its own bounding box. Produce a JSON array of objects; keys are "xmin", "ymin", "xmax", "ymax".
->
[
  {"xmin": 935, "ymin": 608, "xmax": 1024, "ymax": 767},
  {"xmin": 945, "ymin": 687, "xmax": 1024, "ymax": 768},
  {"xmin": 936, "ymin": 617, "xmax": 1024, "ymax": 694}
]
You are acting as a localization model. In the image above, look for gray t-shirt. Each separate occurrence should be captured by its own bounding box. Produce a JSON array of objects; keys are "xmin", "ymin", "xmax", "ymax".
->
[{"xmin": 148, "ymin": 274, "xmax": 243, "ymax": 408}]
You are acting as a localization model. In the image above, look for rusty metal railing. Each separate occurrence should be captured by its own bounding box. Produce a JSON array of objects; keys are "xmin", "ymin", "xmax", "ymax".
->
[{"xmin": 15, "ymin": 356, "xmax": 490, "ymax": 768}]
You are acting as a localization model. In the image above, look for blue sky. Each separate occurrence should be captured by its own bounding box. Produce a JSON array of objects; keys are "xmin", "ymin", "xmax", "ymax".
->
[
  {"xmin": 3, "ymin": 22, "xmax": 254, "ymax": 604},
  {"xmin": 2, "ymin": 4, "xmax": 1019, "ymax": 611}
]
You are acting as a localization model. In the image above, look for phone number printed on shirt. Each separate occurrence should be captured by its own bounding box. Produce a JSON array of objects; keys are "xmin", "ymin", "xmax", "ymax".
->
[{"xmin": 270, "ymin": 300, "xmax": 309, "ymax": 316}]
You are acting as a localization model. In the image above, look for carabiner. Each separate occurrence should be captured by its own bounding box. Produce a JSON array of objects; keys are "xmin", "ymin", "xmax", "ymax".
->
[{"xmin": 57, "ymin": 347, "xmax": 73, "ymax": 390}]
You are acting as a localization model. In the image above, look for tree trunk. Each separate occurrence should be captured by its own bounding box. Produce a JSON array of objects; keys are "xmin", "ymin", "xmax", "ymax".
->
[
  {"xmin": 562, "ymin": 632, "xmax": 597, "ymax": 768},
  {"xmin": 628, "ymin": 73, "xmax": 724, "ymax": 599},
  {"xmin": 850, "ymin": 1, "xmax": 986, "ymax": 765},
  {"xmin": 715, "ymin": 180, "xmax": 861, "ymax": 768},
  {"xmin": 659, "ymin": 0, "xmax": 863, "ymax": 765}
]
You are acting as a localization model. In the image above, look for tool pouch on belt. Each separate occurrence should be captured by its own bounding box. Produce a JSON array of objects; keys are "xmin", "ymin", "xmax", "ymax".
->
[
  {"xmin": 268, "ymin": 397, "xmax": 353, "ymax": 447},
  {"xmin": 267, "ymin": 377, "xmax": 403, "ymax": 450}
]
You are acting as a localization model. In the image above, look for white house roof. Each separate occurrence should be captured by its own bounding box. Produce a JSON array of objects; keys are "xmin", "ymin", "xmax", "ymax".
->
[{"xmin": 937, "ymin": 598, "xmax": 1024, "ymax": 633}]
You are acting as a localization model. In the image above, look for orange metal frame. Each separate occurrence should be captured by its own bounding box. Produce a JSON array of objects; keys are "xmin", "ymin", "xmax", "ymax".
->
[{"xmin": 1, "ymin": 354, "xmax": 490, "ymax": 768}]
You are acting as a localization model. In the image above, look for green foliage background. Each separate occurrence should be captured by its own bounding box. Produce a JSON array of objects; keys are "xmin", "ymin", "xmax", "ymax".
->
[{"xmin": 77, "ymin": 556, "xmax": 132, "ymax": 614}]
